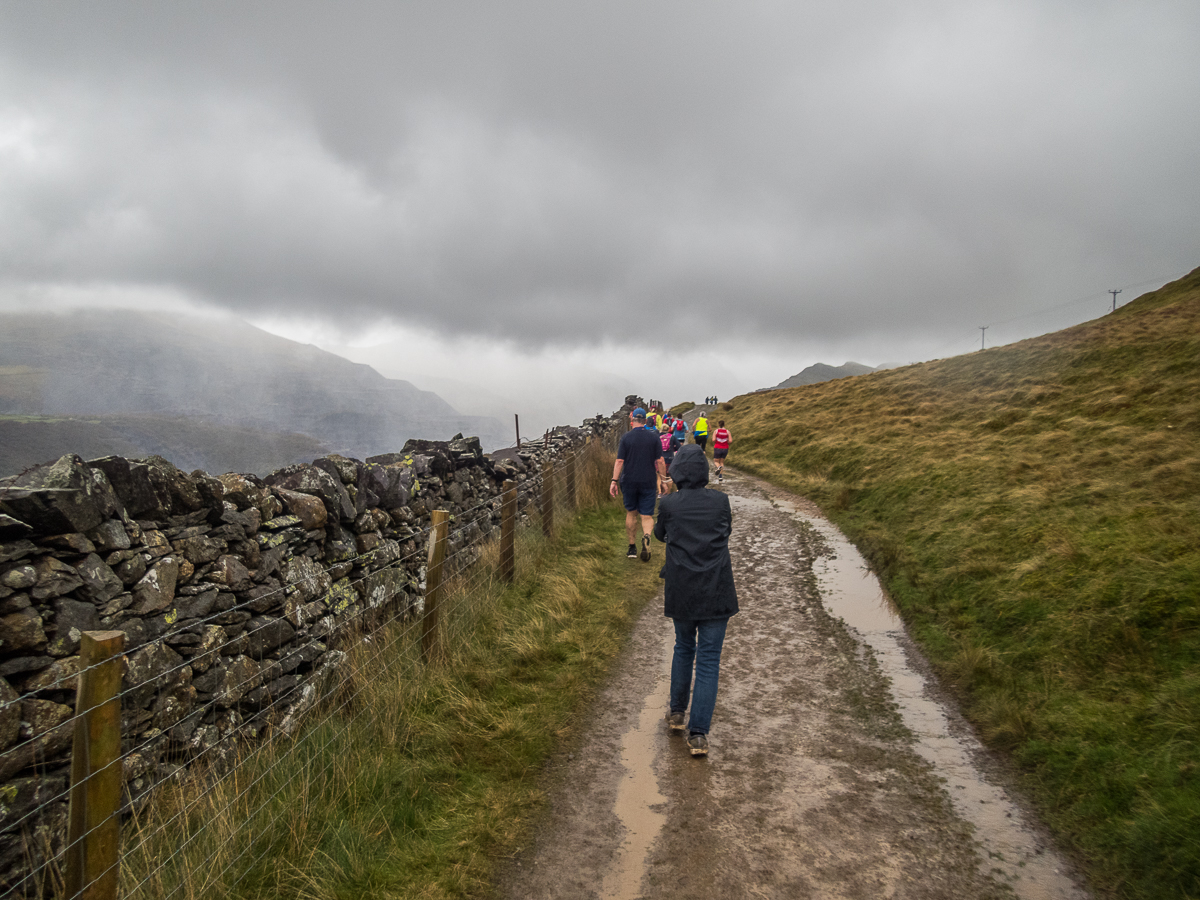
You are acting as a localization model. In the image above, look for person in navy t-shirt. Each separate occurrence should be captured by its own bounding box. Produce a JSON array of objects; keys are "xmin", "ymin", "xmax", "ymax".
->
[{"xmin": 610, "ymin": 407, "xmax": 666, "ymax": 561}]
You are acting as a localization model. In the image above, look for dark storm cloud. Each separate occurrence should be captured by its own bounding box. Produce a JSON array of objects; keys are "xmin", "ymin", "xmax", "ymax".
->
[{"xmin": 1, "ymin": 1, "xmax": 1198, "ymax": 351}]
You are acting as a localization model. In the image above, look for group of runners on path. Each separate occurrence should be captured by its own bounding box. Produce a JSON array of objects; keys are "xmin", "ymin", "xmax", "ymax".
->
[{"xmin": 609, "ymin": 402, "xmax": 735, "ymax": 757}]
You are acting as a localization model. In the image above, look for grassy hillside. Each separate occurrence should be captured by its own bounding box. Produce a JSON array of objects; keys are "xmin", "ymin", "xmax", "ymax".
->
[{"xmin": 724, "ymin": 268, "xmax": 1200, "ymax": 900}]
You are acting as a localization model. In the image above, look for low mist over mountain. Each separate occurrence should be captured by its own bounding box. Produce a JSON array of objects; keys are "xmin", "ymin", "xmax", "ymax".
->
[
  {"xmin": 772, "ymin": 361, "xmax": 880, "ymax": 390},
  {"xmin": 0, "ymin": 311, "xmax": 507, "ymax": 475}
]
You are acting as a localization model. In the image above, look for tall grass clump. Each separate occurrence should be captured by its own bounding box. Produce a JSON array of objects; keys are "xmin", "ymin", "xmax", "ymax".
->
[
  {"xmin": 119, "ymin": 439, "xmax": 664, "ymax": 899},
  {"xmin": 725, "ymin": 268, "xmax": 1200, "ymax": 899}
]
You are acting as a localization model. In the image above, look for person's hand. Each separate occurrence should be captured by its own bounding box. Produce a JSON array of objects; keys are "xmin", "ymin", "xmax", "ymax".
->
[{"xmin": 609, "ymin": 480, "xmax": 618, "ymax": 498}]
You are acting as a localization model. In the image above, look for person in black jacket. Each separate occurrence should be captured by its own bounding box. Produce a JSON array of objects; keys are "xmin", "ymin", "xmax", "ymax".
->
[{"xmin": 653, "ymin": 443, "xmax": 738, "ymax": 756}]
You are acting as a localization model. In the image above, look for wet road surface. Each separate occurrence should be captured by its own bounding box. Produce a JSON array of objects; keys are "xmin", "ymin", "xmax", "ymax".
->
[{"xmin": 495, "ymin": 467, "xmax": 1091, "ymax": 900}]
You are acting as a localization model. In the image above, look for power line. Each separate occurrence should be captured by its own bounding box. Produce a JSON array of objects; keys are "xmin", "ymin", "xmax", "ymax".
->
[{"xmin": 925, "ymin": 268, "xmax": 1189, "ymax": 361}]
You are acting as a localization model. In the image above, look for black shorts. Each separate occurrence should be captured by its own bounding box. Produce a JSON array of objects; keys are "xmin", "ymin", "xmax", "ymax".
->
[{"xmin": 714, "ymin": 448, "xmax": 728, "ymax": 459}]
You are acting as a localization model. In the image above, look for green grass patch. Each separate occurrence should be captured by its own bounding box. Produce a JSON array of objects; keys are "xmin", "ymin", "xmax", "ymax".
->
[
  {"xmin": 121, "ymin": 466, "xmax": 663, "ymax": 899},
  {"xmin": 724, "ymin": 268, "xmax": 1200, "ymax": 899}
]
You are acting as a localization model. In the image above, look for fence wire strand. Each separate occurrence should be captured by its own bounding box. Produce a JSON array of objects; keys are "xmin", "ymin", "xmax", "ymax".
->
[{"xmin": 4, "ymin": 425, "xmax": 626, "ymax": 898}]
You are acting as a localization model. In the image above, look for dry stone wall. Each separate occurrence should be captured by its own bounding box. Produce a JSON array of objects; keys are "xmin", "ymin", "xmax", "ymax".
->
[{"xmin": 0, "ymin": 402, "xmax": 636, "ymax": 895}]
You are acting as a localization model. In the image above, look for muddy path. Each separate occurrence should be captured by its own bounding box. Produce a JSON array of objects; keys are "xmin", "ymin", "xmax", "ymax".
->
[{"xmin": 494, "ymin": 468, "xmax": 1092, "ymax": 900}]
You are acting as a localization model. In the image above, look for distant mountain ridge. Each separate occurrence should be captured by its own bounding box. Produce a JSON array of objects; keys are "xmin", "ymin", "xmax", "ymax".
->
[
  {"xmin": 773, "ymin": 361, "xmax": 879, "ymax": 389},
  {"xmin": 0, "ymin": 310, "xmax": 507, "ymax": 474}
]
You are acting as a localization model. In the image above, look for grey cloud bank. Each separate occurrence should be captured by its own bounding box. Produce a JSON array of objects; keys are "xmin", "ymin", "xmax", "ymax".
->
[{"xmin": 1, "ymin": 1, "xmax": 1198, "ymax": 385}]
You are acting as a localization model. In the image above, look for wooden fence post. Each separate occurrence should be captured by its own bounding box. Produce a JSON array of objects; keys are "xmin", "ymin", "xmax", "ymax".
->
[
  {"xmin": 540, "ymin": 460, "xmax": 554, "ymax": 539},
  {"xmin": 66, "ymin": 630, "xmax": 126, "ymax": 900},
  {"xmin": 500, "ymin": 480, "xmax": 516, "ymax": 583},
  {"xmin": 565, "ymin": 449, "xmax": 577, "ymax": 511},
  {"xmin": 422, "ymin": 510, "xmax": 449, "ymax": 664}
]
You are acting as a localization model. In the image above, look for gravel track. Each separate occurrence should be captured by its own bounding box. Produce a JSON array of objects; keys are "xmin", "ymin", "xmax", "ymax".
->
[{"xmin": 494, "ymin": 462, "xmax": 1087, "ymax": 900}]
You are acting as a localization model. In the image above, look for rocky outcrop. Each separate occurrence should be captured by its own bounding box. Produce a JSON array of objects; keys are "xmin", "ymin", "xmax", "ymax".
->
[{"xmin": 0, "ymin": 408, "xmax": 628, "ymax": 895}]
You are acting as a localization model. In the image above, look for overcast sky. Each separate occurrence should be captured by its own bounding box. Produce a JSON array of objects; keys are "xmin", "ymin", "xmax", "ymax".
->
[{"xmin": 2, "ymin": 2, "xmax": 1197, "ymax": 428}]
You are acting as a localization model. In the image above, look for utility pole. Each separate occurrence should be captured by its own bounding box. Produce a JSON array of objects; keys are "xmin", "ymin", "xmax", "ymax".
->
[
  {"xmin": 1109, "ymin": 289, "xmax": 1122, "ymax": 311},
  {"xmin": 980, "ymin": 325, "xmax": 988, "ymax": 350}
]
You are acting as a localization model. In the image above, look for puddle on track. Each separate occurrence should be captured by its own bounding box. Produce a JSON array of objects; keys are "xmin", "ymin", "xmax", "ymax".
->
[
  {"xmin": 600, "ymin": 628, "xmax": 675, "ymax": 900},
  {"xmin": 741, "ymin": 491, "xmax": 1089, "ymax": 900}
]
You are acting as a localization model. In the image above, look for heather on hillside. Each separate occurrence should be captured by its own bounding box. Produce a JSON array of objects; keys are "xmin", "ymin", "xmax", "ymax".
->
[{"xmin": 725, "ymin": 268, "xmax": 1200, "ymax": 900}]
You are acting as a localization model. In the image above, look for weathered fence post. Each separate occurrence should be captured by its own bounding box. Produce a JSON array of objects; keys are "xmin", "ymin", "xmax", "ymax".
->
[
  {"xmin": 565, "ymin": 449, "xmax": 577, "ymax": 511},
  {"xmin": 500, "ymin": 480, "xmax": 516, "ymax": 583},
  {"xmin": 422, "ymin": 510, "xmax": 449, "ymax": 664},
  {"xmin": 66, "ymin": 630, "xmax": 126, "ymax": 900},
  {"xmin": 515, "ymin": 414, "xmax": 521, "ymax": 449},
  {"xmin": 540, "ymin": 460, "xmax": 554, "ymax": 538}
]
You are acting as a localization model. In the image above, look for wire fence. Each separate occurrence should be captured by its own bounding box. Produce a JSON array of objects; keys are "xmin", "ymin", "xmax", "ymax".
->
[{"xmin": 0, "ymin": 418, "xmax": 628, "ymax": 899}]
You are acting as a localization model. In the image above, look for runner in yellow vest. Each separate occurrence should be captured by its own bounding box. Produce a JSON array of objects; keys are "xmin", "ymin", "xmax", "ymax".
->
[{"xmin": 692, "ymin": 413, "xmax": 709, "ymax": 451}]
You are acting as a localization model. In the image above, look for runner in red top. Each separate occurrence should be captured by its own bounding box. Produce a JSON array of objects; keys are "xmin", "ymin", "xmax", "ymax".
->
[{"xmin": 712, "ymin": 420, "xmax": 731, "ymax": 483}]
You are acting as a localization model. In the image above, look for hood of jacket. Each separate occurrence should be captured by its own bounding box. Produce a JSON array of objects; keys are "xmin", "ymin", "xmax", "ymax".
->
[{"xmin": 669, "ymin": 443, "xmax": 709, "ymax": 489}]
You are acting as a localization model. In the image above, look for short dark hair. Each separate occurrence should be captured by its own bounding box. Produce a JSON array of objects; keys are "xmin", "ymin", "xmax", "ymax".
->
[{"xmin": 719, "ymin": 420, "xmax": 725, "ymax": 427}]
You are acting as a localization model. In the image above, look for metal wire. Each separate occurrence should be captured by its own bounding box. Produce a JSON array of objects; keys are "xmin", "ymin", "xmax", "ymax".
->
[{"xmin": 4, "ymin": 426, "xmax": 622, "ymax": 898}]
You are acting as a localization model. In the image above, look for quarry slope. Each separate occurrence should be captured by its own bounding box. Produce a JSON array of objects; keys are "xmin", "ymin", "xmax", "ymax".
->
[{"xmin": 0, "ymin": 310, "xmax": 507, "ymax": 471}]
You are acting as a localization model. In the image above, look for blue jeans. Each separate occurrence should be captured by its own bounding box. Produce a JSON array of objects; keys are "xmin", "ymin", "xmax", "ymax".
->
[{"xmin": 670, "ymin": 617, "xmax": 729, "ymax": 735}]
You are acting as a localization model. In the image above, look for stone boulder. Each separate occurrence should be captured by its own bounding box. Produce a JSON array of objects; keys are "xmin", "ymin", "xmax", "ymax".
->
[
  {"xmin": 22, "ymin": 655, "xmax": 80, "ymax": 691},
  {"xmin": 208, "ymin": 555, "xmax": 253, "ymax": 593},
  {"xmin": 323, "ymin": 523, "xmax": 356, "ymax": 564},
  {"xmin": 264, "ymin": 465, "xmax": 354, "ymax": 523},
  {"xmin": 88, "ymin": 455, "xmax": 164, "ymax": 519},
  {"xmin": 124, "ymin": 640, "xmax": 184, "ymax": 707},
  {"xmin": 0, "ymin": 514, "xmax": 32, "ymax": 541},
  {"xmin": 172, "ymin": 534, "xmax": 224, "ymax": 567},
  {"xmin": 216, "ymin": 473, "xmax": 268, "ymax": 512},
  {"xmin": 138, "ymin": 456, "xmax": 206, "ymax": 516},
  {"xmin": 0, "ymin": 454, "xmax": 121, "ymax": 535},
  {"xmin": 218, "ymin": 505, "xmax": 261, "ymax": 536},
  {"xmin": 358, "ymin": 567, "xmax": 406, "ymax": 610},
  {"xmin": 192, "ymin": 655, "xmax": 261, "ymax": 708},
  {"xmin": 359, "ymin": 463, "xmax": 412, "ymax": 510},
  {"xmin": 75, "ymin": 553, "xmax": 125, "ymax": 604},
  {"xmin": 88, "ymin": 518, "xmax": 132, "ymax": 552},
  {"xmin": 274, "ymin": 488, "xmax": 328, "ymax": 531},
  {"xmin": 283, "ymin": 555, "xmax": 331, "ymax": 605},
  {"xmin": 0, "ymin": 677, "xmax": 20, "ymax": 751},
  {"xmin": 312, "ymin": 454, "xmax": 359, "ymax": 486},
  {"xmin": 30, "ymin": 557, "xmax": 83, "ymax": 601},
  {"xmin": 1, "ymin": 565, "xmax": 36, "ymax": 592},
  {"xmin": 130, "ymin": 557, "xmax": 180, "ymax": 616},
  {"xmin": 20, "ymin": 698, "xmax": 73, "ymax": 757},
  {"xmin": 189, "ymin": 470, "xmax": 226, "ymax": 510},
  {"xmin": 47, "ymin": 598, "xmax": 101, "ymax": 657},
  {"xmin": 1, "ymin": 608, "xmax": 48, "ymax": 654},
  {"xmin": 244, "ymin": 616, "xmax": 295, "ymax": 658}
]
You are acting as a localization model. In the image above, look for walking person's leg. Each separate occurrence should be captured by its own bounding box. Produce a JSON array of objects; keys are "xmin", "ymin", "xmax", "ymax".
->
[
  {"xmin": 637, "ymin": 490, "xmax": 656, "ymax": 561},
  {"xmin": 686, "ymin": 617, "xmax": 729, "ymax": 736},
  {"xmin": 669, "ymin": 618, "xmax": 698, "ymax": 720},
  {"xmin": 622, "ymin": 486, "xmax": 640, "ymax": 557}
]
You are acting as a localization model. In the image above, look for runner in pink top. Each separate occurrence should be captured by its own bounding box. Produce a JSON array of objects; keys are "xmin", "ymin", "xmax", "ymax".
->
[{"xmin": 712, "ymin": 420, "xmax": 731, "ymax": 482}]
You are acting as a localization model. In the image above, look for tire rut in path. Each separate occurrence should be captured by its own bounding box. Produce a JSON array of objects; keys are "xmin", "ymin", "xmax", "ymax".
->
[{"xmin": 494, "ymin": 468, "xmax": 1086, "ymax": 900}]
